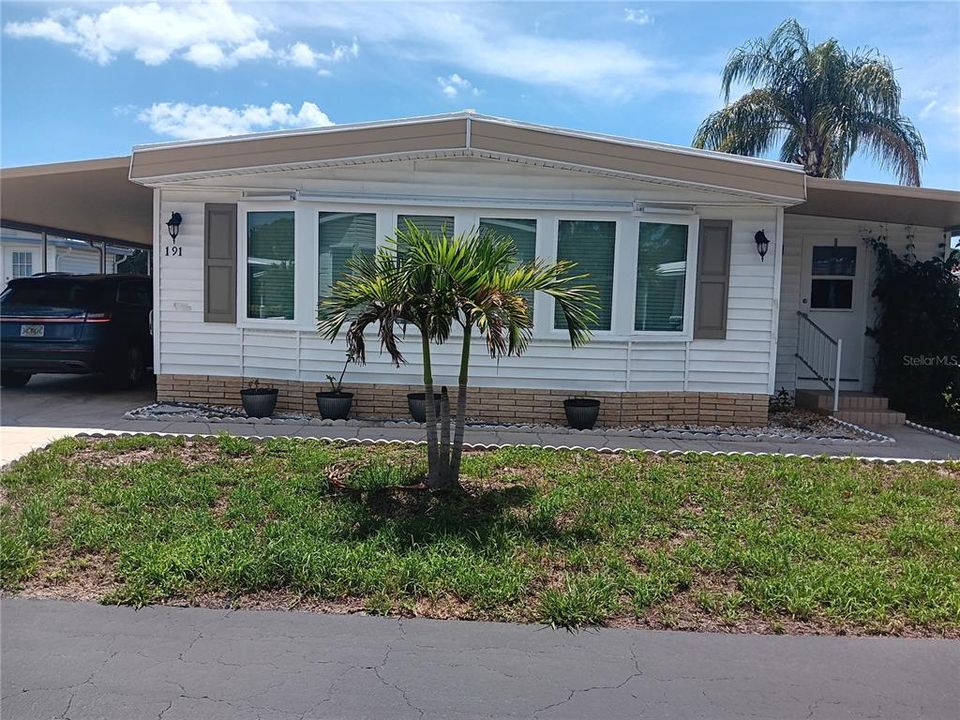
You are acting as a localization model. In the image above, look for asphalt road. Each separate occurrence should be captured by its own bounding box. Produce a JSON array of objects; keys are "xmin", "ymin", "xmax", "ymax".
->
[{"xmin": 1, "ymin": 598, "xmax": 957, "ymax": 719}]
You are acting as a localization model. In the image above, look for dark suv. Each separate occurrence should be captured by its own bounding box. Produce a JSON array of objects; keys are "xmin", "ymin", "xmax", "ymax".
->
[{"xmin": 1, "ymin": 274, "xmax": 152, "ymax": 388}]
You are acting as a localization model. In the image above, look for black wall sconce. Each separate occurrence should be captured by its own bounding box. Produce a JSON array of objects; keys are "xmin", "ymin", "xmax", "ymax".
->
[
  {"xmin": 166, "ymin": 212, "xmax": 183, "ymax": 241},
  {"xmin": 755, "ymin": 229, "xmax": 770, "ymax": 261}
]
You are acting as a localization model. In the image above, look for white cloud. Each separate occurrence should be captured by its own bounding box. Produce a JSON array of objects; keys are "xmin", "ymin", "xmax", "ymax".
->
[
  {"xmin": 138, "ymin": 101, "xmax": 334, "ymax": 140},
  {"xmin": 624, "ymin": 9, "xmax": 653, "ymax": 27},
  {"xmin": 437, "ymin": 73, "xmax": 479, "ymax": 99},
  {"xmin": 4, "ymin": 1, "xmax": 357, "ymax": 72},
  {"xmin": 280, "ymin": 38, "xmax": 359, "ymax": 68},
  {"xmin": 264, "ymin": 4, "xmax": 708, "ymax": 100}
]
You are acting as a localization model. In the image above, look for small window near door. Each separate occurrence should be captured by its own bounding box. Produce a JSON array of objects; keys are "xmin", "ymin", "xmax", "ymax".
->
[
  {"xmin": 810, "ymin": 245, "xmax": 856, "ymax": 310},
  {"xmin": 11, "ymin": 252, "xmax": 32, "ymax": 278},
  {"xmin": 812, "ymin": 246, "xmax": 856, "ymax": 276}
]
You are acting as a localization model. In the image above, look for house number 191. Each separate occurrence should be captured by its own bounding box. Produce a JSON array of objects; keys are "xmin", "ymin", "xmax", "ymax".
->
[{"xmin": 164, "ymin": 245, "xmax": 182, "ymax": 257}]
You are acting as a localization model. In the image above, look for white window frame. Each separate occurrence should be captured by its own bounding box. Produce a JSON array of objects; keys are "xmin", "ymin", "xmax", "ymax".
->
[
  {"xmin": 626, "ymin": 212, "xmax": 700, "ymax": 340},
  {"xmin": 237, "ymin": 202, "xmax": 304, "ymax": 329},
  {"xmin": 233, "ymin": 200, "xmax": 700, "ymax": 341}
]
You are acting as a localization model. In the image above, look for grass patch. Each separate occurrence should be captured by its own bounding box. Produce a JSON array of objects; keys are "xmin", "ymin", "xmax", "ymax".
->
[{"xmin": 2, "ymin": 437, "xmax": 958, "ymax": 635}]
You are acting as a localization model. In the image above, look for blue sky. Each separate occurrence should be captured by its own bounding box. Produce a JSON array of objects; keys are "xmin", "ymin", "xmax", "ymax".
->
[{"xmin": 2, "ymin": 1, "xmax": 958, "ymax": 188}]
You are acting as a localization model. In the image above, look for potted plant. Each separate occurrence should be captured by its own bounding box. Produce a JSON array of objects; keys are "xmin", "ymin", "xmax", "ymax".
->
[
  {"xmin": 316, "ymin": 357, "xmax": 353, "ymax": 420},
  {"xmin": 407, "ymin": 392, "xmax": 443, "ymax": 424},
  {"xmin": 240, "ymin": 378, "xmax": 278, "ymax": 418},
  {"xmin": 563, "ymin": 397, "xmax": 601, "ymax": 430}
]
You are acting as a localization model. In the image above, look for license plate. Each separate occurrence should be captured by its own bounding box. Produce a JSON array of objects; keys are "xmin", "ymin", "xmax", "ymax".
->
[{"xmin": 20, "ymin": 324, "xmax": 44, "ymax": 338}]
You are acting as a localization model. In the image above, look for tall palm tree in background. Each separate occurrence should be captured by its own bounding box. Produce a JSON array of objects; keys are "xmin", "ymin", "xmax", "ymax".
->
[
  {"xmin": 318, "ymin": 224, "xmax": 597, "ymax": 490},
  {"xmin": 693, "ymin": 19, "xmax": 926, "ymax": 186}
]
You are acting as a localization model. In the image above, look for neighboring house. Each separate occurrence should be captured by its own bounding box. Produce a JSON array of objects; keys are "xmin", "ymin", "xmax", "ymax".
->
[{"xmin": 7, "ymin": 113, "xmax": 960, "ymax": 425}]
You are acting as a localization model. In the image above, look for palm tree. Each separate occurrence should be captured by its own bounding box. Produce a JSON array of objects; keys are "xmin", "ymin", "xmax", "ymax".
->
[
  {"xmin": 693, "ymin": 19, "xmax": 926, "ymax": 186},
  {"xmin": 317, "ymin": 223, "xmax": 597, "ymax": 490}
]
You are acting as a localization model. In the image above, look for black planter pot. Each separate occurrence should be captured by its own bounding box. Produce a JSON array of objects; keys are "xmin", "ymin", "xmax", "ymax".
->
[
  {"xmin": 240, "ymin": 388, "xmax": 279, "ymax": 418},
  {"xmin": 563, "ymin": 398, "xmax": 601, "ymax": 430},
  {"xmin": 407, "ymin": 392, "xmax": 443, "ymax": 423},
  {"xmin": 316, "ymin": 391, "xmax": 353, "ymax": 420}
]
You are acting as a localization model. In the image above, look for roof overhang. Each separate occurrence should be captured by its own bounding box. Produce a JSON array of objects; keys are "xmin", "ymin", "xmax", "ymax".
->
[
  {"xmin": 788, "ymin": 177, "xmax": 960, "ymax": 230},
  {"xmin": 1, "ymin": 156, "xmax": 154, "ymax": 246},
  {"xmin": 129, "ymin": 113, "xmax": 808, "ymax": 204}
]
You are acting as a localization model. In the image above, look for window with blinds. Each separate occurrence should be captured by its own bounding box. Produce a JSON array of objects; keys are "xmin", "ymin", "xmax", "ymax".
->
[
  {"xmin": 635, "ymin": 222, "xmax": 688, "ymax": 332},
  {"xmin": 318, "ymin": 212, "xmax": 376, "ymax": 299},
  {"xmin": 555, "ymin": 220, "xmax": 616, "ymax": 331},
  {"xmin": 397, "ymin": 214, "xmax": 454, "ymax": 236},
  {"xmin": 480, "ymin": 218, "xmax": 537, "ymax": 313},
  {"xmin": 247, "ymin": 211, "xmax": 295, "ymax": 320}
]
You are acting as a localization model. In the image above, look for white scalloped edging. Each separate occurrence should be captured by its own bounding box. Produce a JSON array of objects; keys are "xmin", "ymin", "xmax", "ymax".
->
[
  {"xmin": 905, "ymin": 420, "xmax": 960, "ymax": 444},
  {"xmin": 69, "ymin": 430, "xmax": 954, "ymax": 466}
]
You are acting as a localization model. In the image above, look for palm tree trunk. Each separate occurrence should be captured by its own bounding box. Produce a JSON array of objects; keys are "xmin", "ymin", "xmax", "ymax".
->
[
  {"xmin": 439, "ymin": 386, "xmax": 451, "ymax": 484},
  {"xmin": 448, "ymin": 324, "xmax": 472, "ymax": 487},
  {"xmin": 420, "ymin": 330, "xmax": 441, "ymax": 488}
]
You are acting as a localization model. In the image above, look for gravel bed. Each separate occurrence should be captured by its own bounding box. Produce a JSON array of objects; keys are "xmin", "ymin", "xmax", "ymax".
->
[{"xmin": 125, "ymin": 403, "xmax": 892, "ymax": 445}]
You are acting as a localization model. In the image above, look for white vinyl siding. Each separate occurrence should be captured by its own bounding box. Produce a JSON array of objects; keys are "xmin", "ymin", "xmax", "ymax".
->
[{"xmin": 155, "ymin": 159, "xmax": 785, "ymax": 396}]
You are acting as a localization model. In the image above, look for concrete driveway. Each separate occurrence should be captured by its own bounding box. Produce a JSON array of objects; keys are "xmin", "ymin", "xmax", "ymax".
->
[
  {"xmin": 1, "ymin": 374, "xmax": 958, "ymax": 465},
  {"xmin": 0, "ymin": 374, "xmax": 154, "ymax": 465}
]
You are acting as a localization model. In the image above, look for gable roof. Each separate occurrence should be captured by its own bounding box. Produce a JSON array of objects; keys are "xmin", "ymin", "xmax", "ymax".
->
[{"xmin": 128, "ymin": 112, "xmax": 808, "ymax": 203}]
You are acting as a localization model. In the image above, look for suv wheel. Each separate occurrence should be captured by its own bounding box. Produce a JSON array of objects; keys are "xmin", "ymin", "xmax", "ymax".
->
[
  {"xmin": 0, "ymin": 370, "xmax": 32, "ymax": 388},
  {"xmin": 109, "ymin": 346, "xmax": 144, "ymax": 389}
]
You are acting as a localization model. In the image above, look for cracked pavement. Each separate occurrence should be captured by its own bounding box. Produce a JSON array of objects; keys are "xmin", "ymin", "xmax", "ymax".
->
[{"xmin": 2, "ymin": 598, "xmax": 957, "ymax": 719}]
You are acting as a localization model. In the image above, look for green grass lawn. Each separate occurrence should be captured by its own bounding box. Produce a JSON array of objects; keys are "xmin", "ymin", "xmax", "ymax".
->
[{"xmin": 2, "ymin": 435, "xmax": 958, "ymax": 636}]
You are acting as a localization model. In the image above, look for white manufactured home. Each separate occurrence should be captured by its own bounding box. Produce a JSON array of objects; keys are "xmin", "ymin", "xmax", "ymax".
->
[{"xmin": 3, "ymin": 113, "xmax": 958, "ymax": 426}]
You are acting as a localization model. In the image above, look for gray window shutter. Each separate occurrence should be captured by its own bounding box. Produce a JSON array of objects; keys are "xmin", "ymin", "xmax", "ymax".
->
[
  {"xmin": 204, "ymin": 203, "xmax": 237, "ymax": 323},
  {"xmin": 693, "ymin": 219, "xmax": 732, "ymax": 340}
]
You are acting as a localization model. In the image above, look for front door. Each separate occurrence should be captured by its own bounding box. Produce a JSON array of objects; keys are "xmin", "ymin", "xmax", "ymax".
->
[{"xmin": 798, "ymin": 236, "xmax": 868, "ymax": 391}]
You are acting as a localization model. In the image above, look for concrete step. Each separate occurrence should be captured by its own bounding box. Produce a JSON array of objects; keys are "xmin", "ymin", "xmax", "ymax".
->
[
  {"xmin": 796, "ymin": 390, "xmax": 889, "ymax": 412},
  {"xmin": 835, "ymin": 409, "xmax": 906, "ymax": 426}
]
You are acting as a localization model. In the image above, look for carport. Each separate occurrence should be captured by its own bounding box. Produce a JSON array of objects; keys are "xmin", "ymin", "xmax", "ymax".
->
[{"xmin": 0, "ymin": 156, "xmax": 154, "ymax": 284}]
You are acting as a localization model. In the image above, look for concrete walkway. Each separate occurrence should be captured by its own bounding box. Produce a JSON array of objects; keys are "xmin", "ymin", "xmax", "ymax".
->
[
  {"xmin": 2, "ymin": 375, "xmax": 958, "ymax": 466},
  {"xmin": 3, "ymin": 598, "xmax": 958, "ymax": 720}
]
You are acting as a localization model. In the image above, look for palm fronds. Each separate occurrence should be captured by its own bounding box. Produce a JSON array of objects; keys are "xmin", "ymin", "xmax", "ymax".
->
[
  {"xmin": 696, "ymin": 19, "xmax": 925, "ymax": 185},
  {"xmin": 317, "ymin": 225, "xmax": 597, "ymax": 489}
]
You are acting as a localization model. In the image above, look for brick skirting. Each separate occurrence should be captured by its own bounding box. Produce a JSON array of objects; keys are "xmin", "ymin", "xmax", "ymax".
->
[{"xmin": 156, "ymin": 374, "xmax": 769, "ymax": 427}]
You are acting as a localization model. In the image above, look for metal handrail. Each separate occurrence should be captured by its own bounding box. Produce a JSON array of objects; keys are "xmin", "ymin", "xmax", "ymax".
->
[{"xmin": 795, "ymin": 311, "xmax": 842, "ymax": 413}]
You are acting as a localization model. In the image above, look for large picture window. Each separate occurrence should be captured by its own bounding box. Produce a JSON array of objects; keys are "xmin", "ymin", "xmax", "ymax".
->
[
  {"xmin": 247, "ymin": 211, "xmax": 295, "ymax": 320},
  {"xmin": 555, "ymin": 220, "xmax": 616, "ymax": 331},
  {"xmin": 635, "ymin": 222, "xmax": 688, "ymax": 332},
  {"xmin": 318, "ymin": 212, "xmax": 376, "ymax": 299},
  {"xmin": 480, "ymin": 217, "xmax": 537, "ymax": 310}
]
